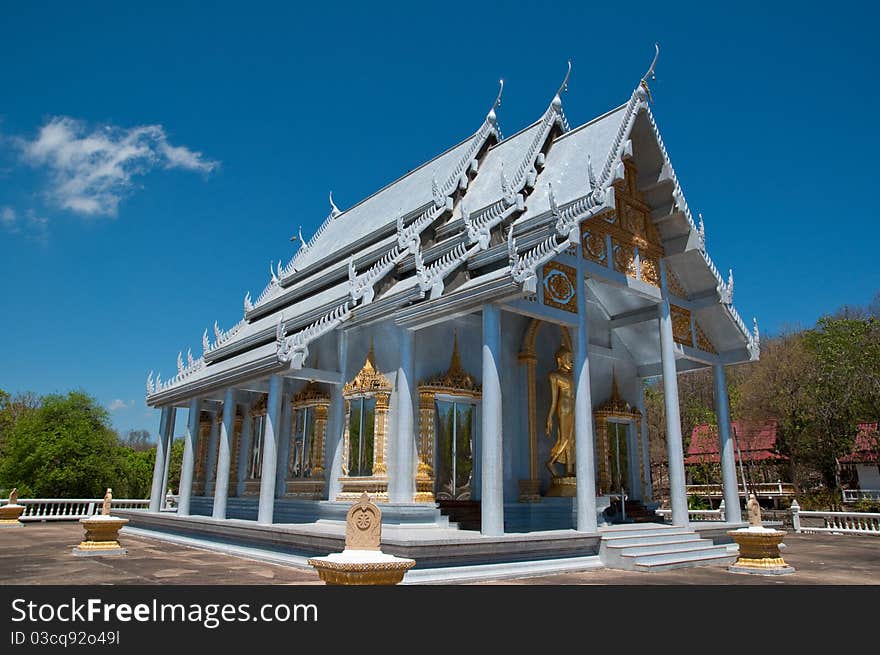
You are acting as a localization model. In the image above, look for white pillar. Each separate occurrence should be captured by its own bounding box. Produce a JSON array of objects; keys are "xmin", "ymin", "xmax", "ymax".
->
[
  {"xmin": 235, "ymin": 405, "xmax": 253, "ymax": 498},
  {"xmin": 573, "ymin": 264, "xmax": 598, "ymax": 533},
  {"xmin": 160, "ymin": 409, "xmax": 176, "ymax": 509},
  {"xmin": 391, "ymin": 328, "xmax": 415, "ymax": 503},
  {"xmin": 212, "ymin": 388, "xmax": 237, "ymax": 520},
  {"xmin": 275, "ymin": 389, "xmax": 292, "ymax": 498},
  {"xmin": 481, "ymin": 303, "xmax": 504, "ymax": 536},
  {"xmin": 659, "ymin": 263, "xmax": 688, "ymax": 527},
  {"xmin": 327, "ymin": 330, "xmax": 348, "ymax": 500},
  {"xmin": 203, "ymin": 411, "xmax": 220, "ymax": 495},
  {"xmin": 149, "ymin": 407, "xmax": 172, "ymax": 512},
  {"xmin": 258, "ymin": 375, "xmax": 283, "ymax": 524},
  {"xmin": 636, "ymin": 385, "xmax": 653, "ymax": 503},
  {"xmin": 177, "ymin": 398, "xmax": 201, "ymax": 516},
  {"xmin": 714, "ymin": 363, "xmax": 742, "ymax": 523}
]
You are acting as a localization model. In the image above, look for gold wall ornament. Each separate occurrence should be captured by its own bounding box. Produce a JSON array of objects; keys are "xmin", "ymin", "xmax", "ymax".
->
[
  {"xmin": 666, "ymin": 268, "xmax": 687, "ymax": 298},
  {"xmin": 415, "ymin": 334, "xmax": 481, "ymax": 503},
  {"xmin": 694, "ymin": 321, "xmax": 717, "ymax": 354},
  {"xmin": 337, "ymin": 341, "xmax": 392, "ymax": 501},
  {"xmin": 581, "ymin": 227, "xmax": 607, "ymax": 265},
  {"xmin": 541, "ymin": 260, "xmax": 578, "ymax": 313},
  {"xmin": 249, "ymin": 395, "xmax": 268, "ymax": 417},
  {"xmin": 670, "ymin": 304, "xmax": 693, "ymax": 346}
]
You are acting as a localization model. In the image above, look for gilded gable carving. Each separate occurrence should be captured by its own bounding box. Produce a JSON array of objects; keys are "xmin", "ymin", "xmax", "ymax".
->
[{"xmin": 580, "ymin": 159, "xmax": 665, "ymax": 288}]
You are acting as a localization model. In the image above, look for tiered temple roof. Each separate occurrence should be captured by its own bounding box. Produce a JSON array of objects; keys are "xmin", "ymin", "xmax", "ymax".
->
[{"xmin": 146, "ymin": 50, "xmax": 759, "ymax": 407}]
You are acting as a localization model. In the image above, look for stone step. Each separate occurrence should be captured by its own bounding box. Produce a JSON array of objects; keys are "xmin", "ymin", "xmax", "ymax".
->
[
  {"xmin": 600, "ymin": 531, "xmax": 698, "ymax": 547},
  {"xmin": 632, "ymin": 550, "xmax": 736, "ymax": 572},
  {"xmin": 605, "ymin": 538, "xmax": 711, "ymax": 557},
  {"xmin": 621, "ymin": 543, "xmax": 723, "ymax": 560}
]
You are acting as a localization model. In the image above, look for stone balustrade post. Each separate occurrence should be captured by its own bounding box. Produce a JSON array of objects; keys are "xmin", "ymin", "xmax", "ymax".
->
[{"xmin": 790, "ymin": 500, "xmax": 801, "ymax": 533}]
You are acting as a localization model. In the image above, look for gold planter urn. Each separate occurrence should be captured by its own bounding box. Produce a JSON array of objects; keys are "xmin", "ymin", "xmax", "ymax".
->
[
  {"xmin": 308, "ymin": 493, "xmax": 415, "ymax": 585},
  {"xmin": 0, "ymin": 488, "xmax": 25, "ymax": 527},
  {"xmin": 73, "ymin": 489, "xmax": 129, "ymax": 557},
  {"xmin": 727, "ymin": 494, "xmax": 794, "ymax": 575}
]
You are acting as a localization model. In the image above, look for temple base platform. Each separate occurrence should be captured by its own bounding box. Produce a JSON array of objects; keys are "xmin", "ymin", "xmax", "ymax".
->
[{"xmin": 114, "ymin": 506, "xmax": 601, "ymax": 569}]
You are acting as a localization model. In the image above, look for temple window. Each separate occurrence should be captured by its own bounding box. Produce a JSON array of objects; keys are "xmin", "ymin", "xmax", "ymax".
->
[
  {"xmin": 337, "ymin": 341, "xmax": 392, "ymax": 499},
  {"xmin": 249, "ymin": 413, "xmax": 266, "ymax": 479},
  {"xmin": 416, "ymin": 334, "xmax": 481, "ymax": 503},
  {"xmin": 347, "ymin": 397, "xmax": 376, "ymax": 477}
]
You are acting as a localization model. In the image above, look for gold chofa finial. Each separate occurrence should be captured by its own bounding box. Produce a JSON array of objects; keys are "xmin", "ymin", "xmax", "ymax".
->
[{"xmin": 640, "ymin": 43, "xmax": 660, "ymax": 100}]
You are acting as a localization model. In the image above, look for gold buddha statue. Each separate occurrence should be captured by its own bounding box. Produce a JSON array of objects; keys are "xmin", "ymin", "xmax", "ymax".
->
[{"xmin": 545, "ymin": 346, "xmax": 575, "ymax": 478}]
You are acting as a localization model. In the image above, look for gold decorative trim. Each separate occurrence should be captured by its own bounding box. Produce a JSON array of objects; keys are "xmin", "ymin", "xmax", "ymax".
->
[
  {"xmin": 670, "ymin": 304, "xmax": 692, "ymax": 346},
  {"xmin": 343, "ymin": 341, "xmax": 392, "ymax": 396},
  {"xmin": 593, "ymin": 370, "xmax": 642, "ymax": 496},
  {"xmin": 337, "ymin": 342, "xmax": 391, "ymax": 500},
  {"xmin": 694, "ymin": 320, "xmax": 717, "ymax": 354},
  {"xmin": 580, "ymin": 160, "xmax": 665, "ymax": 287},
  {"xmin": 541, "ymin": 260, "xmax": 578, "ymax": 313}
]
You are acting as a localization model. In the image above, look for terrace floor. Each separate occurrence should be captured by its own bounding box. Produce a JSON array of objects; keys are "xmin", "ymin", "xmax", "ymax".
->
[{"xmin": 0, "ymin": 522, "xmax": 877, "ymax": 585}]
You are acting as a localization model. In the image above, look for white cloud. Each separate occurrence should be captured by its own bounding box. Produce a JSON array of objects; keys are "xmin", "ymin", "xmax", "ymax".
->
[
  {"xmin": 18, "ymin": 117, "xmax": 219, "ymax": 217},
  {"xmin": 108, "ymin": 399, "xmax": 134, "ymax": 411},
  {"xmin": 1, "ymin": 206, "xmax": 17, "ymax": 230},
  {"xmin": 1, "ymin": 205, "xmax": 48, "ymax": 241}
]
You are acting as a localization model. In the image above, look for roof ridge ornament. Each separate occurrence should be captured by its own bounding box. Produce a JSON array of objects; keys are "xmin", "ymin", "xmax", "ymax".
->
[
  {"xmin": 244, "ymin": 291, "xmax": 253, "ymax": 313},
  {"xmin": 329, "ymin": 191, "xmax": 341, "ymax": 219},
  {"xmin": 639, "ymin": 43, "xmax": 660, "ymax": 102},
  {"xmin": 202, "ymin": 329, "xmax": 210, "ymax": 353},
  {"xmin": 697, "ymin": 212, "xmax": 706, "ymax": 251},
  {"xmin": 587, "ymin": 154, "xmax": 597, "ymax": 193},
  {"xmin": 487, "ymin": 79, "xmax": 504, "ymax": 124},
  {"xmin": 553, "ymin": 60, "xmax": 572, "ymax": 107}
]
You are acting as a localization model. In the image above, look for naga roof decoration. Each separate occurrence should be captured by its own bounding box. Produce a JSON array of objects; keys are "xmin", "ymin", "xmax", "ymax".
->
[{"xmin": 146, "ymin": 47, "xmax": 759, "ymax": 405}]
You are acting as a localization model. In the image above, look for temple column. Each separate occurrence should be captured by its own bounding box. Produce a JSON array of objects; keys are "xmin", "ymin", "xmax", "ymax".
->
[
  {"xmin": 659, "ymin": 262, "xmax": 688, "ymax": 526},
  {"xmin": 160, "ymin": 409, "xmax": 175, "ymax": 509},
  {"xmin": 714, "ymin": 363, "xmax": 743, "ymax": 523},
  {"xmin": 178, "ymin": 398, "xmax": 201, "ymax": 516},
  {"xmin": 574, "ymin": 255, "xmax": 598, "ymax": 533},
  {"xmin": 212, "ymin": 388, "xmax": 237, "ymax": 519},
  {"xmin": 327, "ymin": 330, "xmax": 348, "ymax": 500},
  {"xmin": 203, "ymin": 410, "xmax": 221, "ymax": 495},
  {"xmin": 258, "ymin": 375, "xmax": 283, "ymax": 524},
  {"xmin": 149, "ymin": 407, "xmax": 173, "ymax": 512},
  {"xmin": 235, "ymin": 402, "xmax": 253, "ymax": 497},
  {"xmin": 390, "ymin": 328, "xmax": 415, "ymax": 503},
  {"xmin": 481, "ymin": 303, "xmax": 504, "ymax": 536},
  {"xmin": 636, "ymin": 386, "xmax": 653, "ymax": 503},
  {"xmin": 275, "ymin": 388, "xmax": 292, "ymax": 498}
]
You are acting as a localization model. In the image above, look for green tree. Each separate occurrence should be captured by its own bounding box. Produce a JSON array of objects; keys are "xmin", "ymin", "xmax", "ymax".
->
[{"xmin": 0, "ymin": 390, "xmax": 125, "ymax": 497}]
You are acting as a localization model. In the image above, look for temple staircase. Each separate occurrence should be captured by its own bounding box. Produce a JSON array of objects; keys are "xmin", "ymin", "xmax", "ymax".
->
[
  {"xmin": 599, "ymin": 523, "xmax": 736, "ymax": 572},
  {"xmin": 437, "ymin": 500, "xmax": 482, "ymax": 532}
]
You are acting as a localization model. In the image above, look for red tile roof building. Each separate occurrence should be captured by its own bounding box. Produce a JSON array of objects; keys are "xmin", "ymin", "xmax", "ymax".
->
[{"xmin": 686, "ymin": 420, "xmax": 787, "ymax": 465}]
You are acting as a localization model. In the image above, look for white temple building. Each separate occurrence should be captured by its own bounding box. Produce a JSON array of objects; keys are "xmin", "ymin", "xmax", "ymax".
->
[{"xmin": 137, "ymin": 50, "xmax": 759, "ymax": 569}]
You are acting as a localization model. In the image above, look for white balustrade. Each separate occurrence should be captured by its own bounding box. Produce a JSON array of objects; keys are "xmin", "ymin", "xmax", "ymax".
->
[
  {"xmin": 842, "ymin": 489, "xmax": 880, "ymax": 503},
  {"xmin": 686, "ymin": 482, "xmax": 795, "ymax": 498},
  {"xmin": 790, "ymin": 501, "xmax": 880, "ymax": 536},
  {"xmin": 11, "ymin": 498, "xmax": 150, "ymax": 522},
  {"xmin": 655, "ymin": 508, "xmax": 724, "ymax": 522}
]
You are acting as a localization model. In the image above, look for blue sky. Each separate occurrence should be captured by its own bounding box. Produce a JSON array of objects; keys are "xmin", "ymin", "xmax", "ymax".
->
[{"xmin": 1, "ymin": 1, "xmax": 876, "ymax": 438}]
